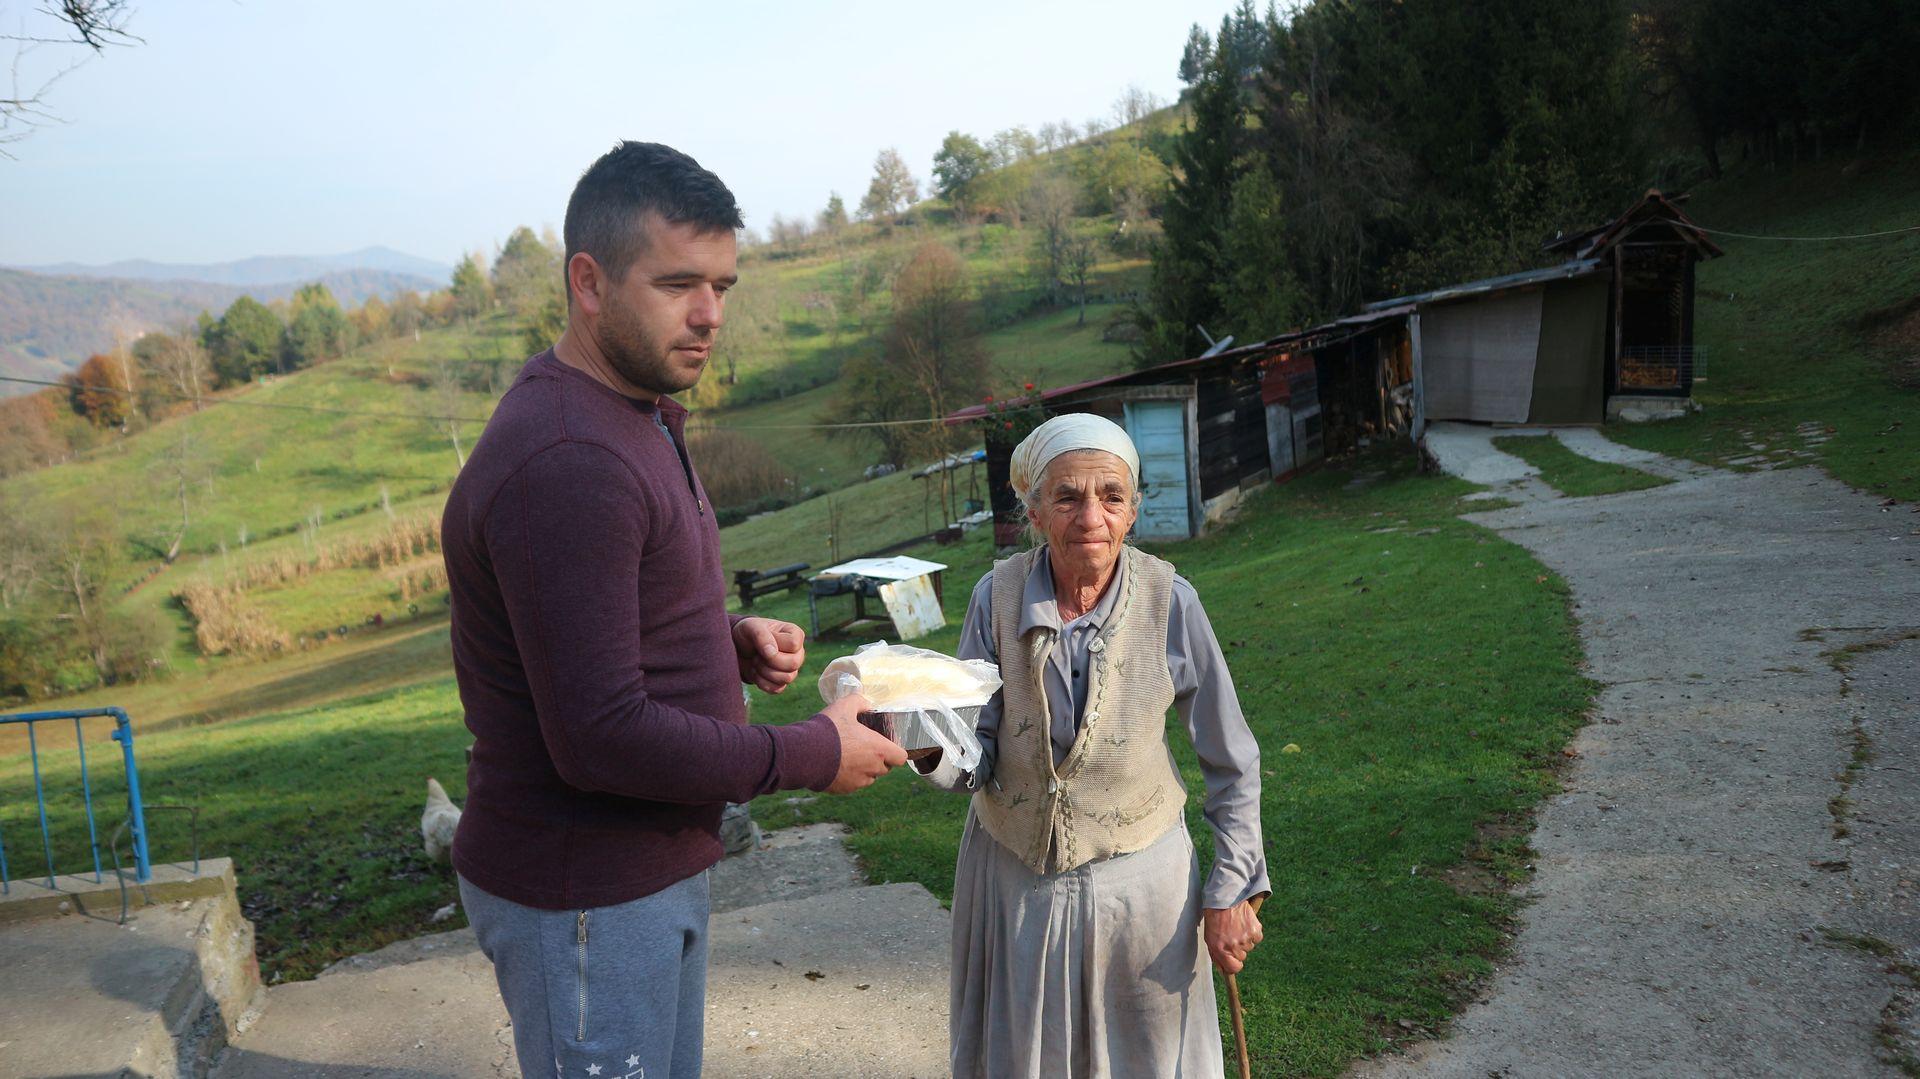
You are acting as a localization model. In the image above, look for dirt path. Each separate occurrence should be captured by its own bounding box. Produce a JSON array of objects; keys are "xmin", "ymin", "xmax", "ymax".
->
[{"xmin": 1358, "ymin": 428, "xmax": 1920, "ymax": 1077}]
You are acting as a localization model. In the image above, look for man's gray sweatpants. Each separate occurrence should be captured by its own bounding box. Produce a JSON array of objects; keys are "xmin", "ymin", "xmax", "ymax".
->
[{"xmin": 460, "ymin": 871, "xmax": 709, "ymax": 1079}]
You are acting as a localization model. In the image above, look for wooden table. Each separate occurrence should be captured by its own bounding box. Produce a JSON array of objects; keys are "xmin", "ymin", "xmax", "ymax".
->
[{"xmin": 807, "ymin": 556, "xmax": 948, "ymax": 640}]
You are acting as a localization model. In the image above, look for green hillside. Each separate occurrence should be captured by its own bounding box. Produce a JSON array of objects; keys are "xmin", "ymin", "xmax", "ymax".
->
[
  {"xmin": 1608, "ymin": 155, "xmax": 1920, "ymax": 501},
  {"xmin": 0, "ymin": 266, "xmax": 444, "ymax": 390},
  {"xmin": 0, "ymin": 146, "xmax": 1912, "ymax": 1077},
  {"xmin": 0, "ymin": 137, "xmax": 1153, "ymax": 705}
]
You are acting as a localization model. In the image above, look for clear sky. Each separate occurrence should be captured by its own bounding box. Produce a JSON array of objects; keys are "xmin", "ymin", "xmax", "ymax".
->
[{"xmin": 1, "ymin": 1, "xmax": 1230, "ymax": 269}]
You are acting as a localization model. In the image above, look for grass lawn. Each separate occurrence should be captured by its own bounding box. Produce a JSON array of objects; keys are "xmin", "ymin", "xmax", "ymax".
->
[
  {"xmin": 245, "ymin": 560, "xmax": 444, "ymax": 641},
  {"xmin": 743, "ymin": 446, "xmax": 1594, "ymax": 1074},
  {"xmin": 0, "ymin": 446, "xmax": 1592, "ymax": 1076},
  {"xmin": 981, "ymin": 300, "xmax": 1139, "ymax": 392},
  {"xmin": 0, "ymin": 677, "xmax": 473, "ymax": 981},
  {"xmin": 695, "ymin": 380, "xmax": 875, "ymax": 491},
  {"xmin": 1606, "ymin": 153, "xmax": 1920, "ymax": 502},
  {"xmin": 713, "ymin": 445, "xmax": 988, "ymax": 583},
  {"xmin": 0, "ymin": 617, "xmax": 453, "ymax": 756},
  {"xmin": 1490, "ymin": 435, "xmax": 1671, "ymax": 498}
]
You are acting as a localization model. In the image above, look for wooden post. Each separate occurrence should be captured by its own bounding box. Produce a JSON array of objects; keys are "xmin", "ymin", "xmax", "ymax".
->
[
  {"xmin": 1409, "ymin": 311, "xmax": 1427, "ymax": 443},
  {"xmin": 1612, "ymin": 244, "xmax": 1625, "ymax": 396}
]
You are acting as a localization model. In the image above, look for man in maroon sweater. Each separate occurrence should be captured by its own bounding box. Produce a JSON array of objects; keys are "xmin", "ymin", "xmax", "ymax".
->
[{"xmin": 442, "ymin": 142, "xmax": 904, "ymax": 1079}]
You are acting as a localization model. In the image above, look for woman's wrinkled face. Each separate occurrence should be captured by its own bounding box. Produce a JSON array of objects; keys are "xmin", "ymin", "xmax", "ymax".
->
[{"xmin": 1029, "ymin": 450, "xmax": 1136, "ymax": 578}]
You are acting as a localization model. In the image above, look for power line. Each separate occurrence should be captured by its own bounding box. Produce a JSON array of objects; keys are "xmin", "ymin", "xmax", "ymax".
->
[
  {"xmin": 3, "ymin": 373, "xmax": 968, "ymax": 431},
  {"xmin": 9, "ymin": 368, "xmax": 1308, "ymax": 435},
  {"xmin": 690, "ymin": 415, "xmax": 954, "ymax": 430},
  {"xmin": 1664, "ymin": 217, "xmax": 1920, "ymax": 242},
  {"xmin": 0, "ymin": 374, "xmax": 488, "ymax": 423}
]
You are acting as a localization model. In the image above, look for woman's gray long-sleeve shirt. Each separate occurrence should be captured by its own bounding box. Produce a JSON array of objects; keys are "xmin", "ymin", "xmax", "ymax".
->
[{"xmin": 918, "ymin": 548, "xmax": 1269, "ymax": 909}]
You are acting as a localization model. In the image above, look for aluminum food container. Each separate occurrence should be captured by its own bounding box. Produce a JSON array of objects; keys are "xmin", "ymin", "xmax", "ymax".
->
[{"xmin": 864, "ymin": 703, "xmax": 985, "ymax": 752}]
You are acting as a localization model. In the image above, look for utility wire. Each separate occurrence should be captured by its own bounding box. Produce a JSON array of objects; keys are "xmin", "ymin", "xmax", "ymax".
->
[
  {"xmin": 0, "ymin": 374, "xmax": 488, "ymax": 423},
  {"xmin": 1663, "ymin": 217, "xmax": 1920, "ymax": 242},
  {"xmin": 5, "ymin": 372, "xmax": 962, "ymax": 430},
  {"xmin": 3, "ymin": 373, "xmax": 1054, "ymax": 431},
  {"xmin": 8, "ymin": 344, "xmax": 1326, "ymax": 434}
]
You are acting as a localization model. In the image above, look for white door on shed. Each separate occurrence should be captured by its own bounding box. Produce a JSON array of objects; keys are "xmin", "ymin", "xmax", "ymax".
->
[
  {"xmin": 1123, "ymin": 400, "xmax": 1193, "ymax": 539},
  {"xmin": 1421, "ymin": 288, "xmax": 1545, "ymax": 423}
]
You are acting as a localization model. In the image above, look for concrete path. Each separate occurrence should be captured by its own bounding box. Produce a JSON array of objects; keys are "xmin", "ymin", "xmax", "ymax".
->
[
  {"xmin": 0, "ymin": 899, "xmax": 243, "ymax": 1079},
  {"xmin": 1360, "ymin": 432, "xmax": 1920, "ymax": 1076},
  {"xmin": 213, "ymin": 824, "xmax": 950, "ymax": 1078}
]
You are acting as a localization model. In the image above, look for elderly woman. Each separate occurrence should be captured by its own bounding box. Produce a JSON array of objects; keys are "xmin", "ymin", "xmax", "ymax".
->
[{"xmin": 912, "ymin": 412, "xmax": 1268, "ymax": 1077}]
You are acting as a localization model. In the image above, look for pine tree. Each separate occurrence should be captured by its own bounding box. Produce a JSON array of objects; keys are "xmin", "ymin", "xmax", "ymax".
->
[
  {"xmin": 207, "ymin": 296, "xmax": 284, "ymax": 386},
  {"xmin": 281, "ymin": 283, "xmax": 349, "ymax": 370},
  {"xmin": 1177, "ymin": 23, "xmax": 1212, "ymax": 86},
  {"xmin": 1134, "ymin": 46, "xmax": 1246, "ymax": 365},
  {"xmin": 817, "ymin": 192, "xmax": 849, "ymax": 233},
  {"xmin": 449, "ymin": 253, "xmax": 492, "ymax": 324}
]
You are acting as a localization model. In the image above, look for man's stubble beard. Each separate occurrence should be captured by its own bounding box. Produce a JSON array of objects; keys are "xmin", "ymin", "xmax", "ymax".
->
[{"xmin": 594, "ymin": 294, "xmax": 709, "ymax": 397}]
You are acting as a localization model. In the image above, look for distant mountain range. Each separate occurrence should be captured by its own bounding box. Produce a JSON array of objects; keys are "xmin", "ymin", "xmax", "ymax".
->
[
  {"xmin": 15, "ymin": 246, "xmax": 453, "ymax": 289},
  {"xmin": 0, "ymin": 249, "xmax": 450, "ymax": 396}
]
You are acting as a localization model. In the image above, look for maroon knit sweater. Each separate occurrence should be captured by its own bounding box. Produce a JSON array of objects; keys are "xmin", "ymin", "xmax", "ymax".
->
[{"xmin": 442, "ymin": 351, "xmax": 840, "ymax": 910}]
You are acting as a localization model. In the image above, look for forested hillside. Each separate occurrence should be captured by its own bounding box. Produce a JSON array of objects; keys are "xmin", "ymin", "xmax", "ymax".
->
[
  {"xmin": 2, "ymin": 0, "xmax": 1915, "ymax": 714},
  {"xmin": 1135, "ymin": 0, "xmax": 1920, "ymax": 364},
  {"xmin": 0, "ymin": 266, "xmax": 442, "ymax": 392},
  {"xmin": 0, "ymin": 97, "xmax": 1172, "ymax": 702}
]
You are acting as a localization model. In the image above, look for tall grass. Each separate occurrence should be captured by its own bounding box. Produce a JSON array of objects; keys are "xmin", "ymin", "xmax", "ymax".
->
[{"xmin": 686, "ymin": 429, "xmax": 798, "ymax": 509}]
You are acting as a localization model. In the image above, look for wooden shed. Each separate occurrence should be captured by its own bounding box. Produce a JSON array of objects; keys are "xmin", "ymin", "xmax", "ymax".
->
[
  {"xmin": 1354, "ymin": 189, "xmax": 1722, "ymax": 429},
  {"xmin": 1543, "ymin": 189, "xmax": 1724, "ymax": 417},
  {"xmin": 949, "ymin": 348, "xmax": 1275, "ymax": 544},
  {"xmin": 945, "ymin": 190, "xmax": 1722, "ymax": 546}
]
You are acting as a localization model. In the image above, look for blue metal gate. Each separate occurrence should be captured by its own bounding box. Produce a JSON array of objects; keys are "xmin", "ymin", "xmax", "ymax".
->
[{"xmin": 0, "ymin": 707, "xmax": 152, "ymax": 894}]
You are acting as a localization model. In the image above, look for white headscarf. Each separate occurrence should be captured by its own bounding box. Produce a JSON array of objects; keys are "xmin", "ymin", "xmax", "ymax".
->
[{"xmin": 1008, "ymin": 413, "xmax": 1140, "ymax": 504}]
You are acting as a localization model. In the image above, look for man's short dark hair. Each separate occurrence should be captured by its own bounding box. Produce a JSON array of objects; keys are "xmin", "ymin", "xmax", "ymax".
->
[{"xmin": 563, "ymin": 142, "xmax": 743, "ymax": 300}]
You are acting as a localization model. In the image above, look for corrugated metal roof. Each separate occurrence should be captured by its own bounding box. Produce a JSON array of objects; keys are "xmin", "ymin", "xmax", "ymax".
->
[
  {"xmin": 1544, "ymin": 189, "xmax": 1724, "ymax": 260},
  {"xmin": 944, "ymin": 189, "xmax": 1720, "ymax": 426},
  {"xmin": 1359, "ymin": 258, "xmax": 1603, "ymax": 312},
  {"xmin": 944, "ymin": 305, "xmax": 1419, "ymax": 424},
  {"xmin": 943, "ymin": 351, "xmax": 1241, "ymax": 423}
]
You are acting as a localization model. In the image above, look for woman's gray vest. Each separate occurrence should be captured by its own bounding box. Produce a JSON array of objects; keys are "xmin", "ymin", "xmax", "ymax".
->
[{"xmin": 973, "ymin": 545, "xmax": 1188, "ymax": 874}]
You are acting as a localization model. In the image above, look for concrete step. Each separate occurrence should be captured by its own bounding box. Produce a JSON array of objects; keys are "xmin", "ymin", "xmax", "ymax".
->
[
  {"xmin": 214, "ymin": 882, "xmax": 949, "ymax": 1079},
  {"xmin": 703, "ymin": 881, "xmax": 949, "ymax": 1079},
  {"xmin": 215, "ymin": 825, "xmax": 948, "ymax": 1078},
  {"xmin": 210, "ymin": 931, "xmax": 513, "ymax": 1078},
  {"xmin": 0, "ymin": 859, "xmax": 263, "ymax": 1079},
  {"xmin": 709, "ymin": 822, "xmax": 866, "ymax": 914},
  {"xmin": 305, "ymin": 822, "xmax": 865, "ymax": 983}
]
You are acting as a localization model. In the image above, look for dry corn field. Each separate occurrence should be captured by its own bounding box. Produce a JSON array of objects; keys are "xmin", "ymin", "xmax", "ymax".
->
[
  {"xmin": 173, "ymin": 515, "xmax": 447, "ymax": 655},
  {"xmin": 221, "ymin": 515, "xmax": 442, "ymax": 591},
  {"xmin": 176, "ymin": 579, "xmax": 294, "ymax": 656}
]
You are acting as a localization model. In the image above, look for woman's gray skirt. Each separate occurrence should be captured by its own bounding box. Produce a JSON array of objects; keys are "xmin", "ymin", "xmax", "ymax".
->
[{"xmin": 948, "ymin": 804, "xmax": 1225, "ymax": 1078}]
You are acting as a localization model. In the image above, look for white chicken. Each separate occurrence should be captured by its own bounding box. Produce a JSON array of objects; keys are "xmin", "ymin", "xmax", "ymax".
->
[{"xmin": 421, "ymin": 777, "xmax": 462, "ymax": 865}]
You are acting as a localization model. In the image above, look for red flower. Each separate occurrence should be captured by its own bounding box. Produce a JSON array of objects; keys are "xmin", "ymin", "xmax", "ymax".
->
[
  {"xmin": 1004, "ymin": 421, "xmax": 1013, "ymax": 429},
  {"xmin": 1023, "ymin": 382, "xmax": 1035, "ymax": 391}
]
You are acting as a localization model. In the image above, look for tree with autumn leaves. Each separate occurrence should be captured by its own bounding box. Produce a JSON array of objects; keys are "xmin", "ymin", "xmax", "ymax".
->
[
  {"xmin": 829, "ymin": 242, "xmax": 987, "ymax": 465},
  {"xmin": 64, "ymin": 353, "xmax": 134, "ymax": 427}
]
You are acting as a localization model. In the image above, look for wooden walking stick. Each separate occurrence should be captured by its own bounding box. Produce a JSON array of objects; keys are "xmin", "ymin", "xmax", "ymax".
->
[{"xmin": 1226, "ymin": 894, "xmax": 1266, "ymax": 1079}]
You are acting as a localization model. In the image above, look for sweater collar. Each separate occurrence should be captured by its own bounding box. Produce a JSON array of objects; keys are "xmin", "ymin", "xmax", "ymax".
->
[{"xmin": 535, "ymin": 349, "xmax": 690, "ymax": 431}]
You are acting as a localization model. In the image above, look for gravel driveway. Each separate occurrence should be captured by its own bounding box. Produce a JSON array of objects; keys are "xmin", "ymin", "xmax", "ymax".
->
[{"xmin": 1355, "ymin": 427, "xmax": 1920, "ymax": 1078}]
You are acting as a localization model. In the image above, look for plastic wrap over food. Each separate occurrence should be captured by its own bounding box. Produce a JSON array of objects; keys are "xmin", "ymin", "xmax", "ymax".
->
[{"xmin": 818, "ymin": 641, "xmax": 999, "ymax": 772}]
